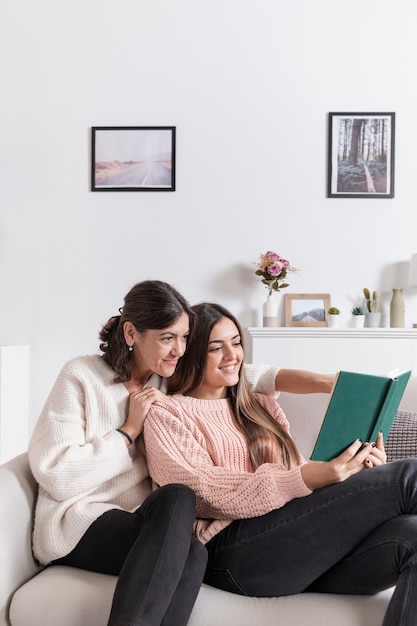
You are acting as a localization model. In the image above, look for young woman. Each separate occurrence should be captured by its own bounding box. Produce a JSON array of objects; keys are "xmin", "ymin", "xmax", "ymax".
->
[{"xmin": 144, "ymin": 302, "xmax": 417, "ymax": 626}]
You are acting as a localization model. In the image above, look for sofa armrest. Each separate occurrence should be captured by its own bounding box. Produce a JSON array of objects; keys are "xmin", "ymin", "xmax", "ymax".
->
[{"xmin": 0, "ymin": 453, "xmax": 42, "ymax": 626}]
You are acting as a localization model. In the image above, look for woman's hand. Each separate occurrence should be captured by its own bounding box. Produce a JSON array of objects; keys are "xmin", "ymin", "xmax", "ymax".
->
[
  {"xmin": 120, "ymin": 387, "xmax": 166, "ymax": 444},
  {"xmin": 301, "ymin": 439, "xmax": 377, "ymax": 490},
  {"xmin": 363, "ymin": 431, "xmax": 387, "ymax": 468}
]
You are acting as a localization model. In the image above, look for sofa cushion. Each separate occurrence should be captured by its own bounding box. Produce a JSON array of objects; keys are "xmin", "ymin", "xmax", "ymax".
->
[
  {"xmin": 386, "ymin": 411, "xmax": 417, "ymax": 462},
  {"xmin": 9, "ymin": 566, "xmax": 115, "ymax": 626},
  {"xmin": 9, "ymin": 564, "xmax": 393, "ymax": 626}
]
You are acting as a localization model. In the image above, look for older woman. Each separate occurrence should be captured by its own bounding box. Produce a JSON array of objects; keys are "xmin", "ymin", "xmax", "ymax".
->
[{"xmin": 29, "ymin": 281, "xmax": 205, "ymax": 626}]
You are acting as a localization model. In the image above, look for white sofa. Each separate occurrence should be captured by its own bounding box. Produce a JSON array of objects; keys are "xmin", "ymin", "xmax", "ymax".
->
[{"xmin": 2, "ymin": 377, "xmax": 417, "ymax": 626}]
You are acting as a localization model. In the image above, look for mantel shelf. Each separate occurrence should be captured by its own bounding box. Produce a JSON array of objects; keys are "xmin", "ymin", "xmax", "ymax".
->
[
  {"xmin": 247, "ymin": 327, "xmax": 417, "ymax": 340},
  {"xmin": 245, "ymin": 328, "xmax": 417, "ymax": 375}
]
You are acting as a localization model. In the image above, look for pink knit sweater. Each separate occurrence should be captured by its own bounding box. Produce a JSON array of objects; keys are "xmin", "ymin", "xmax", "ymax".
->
[{"xmin": 144, "ymin": 393, "xmax": 312, "ymax": 544}]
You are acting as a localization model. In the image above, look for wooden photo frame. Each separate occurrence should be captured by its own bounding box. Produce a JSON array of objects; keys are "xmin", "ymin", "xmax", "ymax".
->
[
  {"xmin": 91, "ymin": 126, "xmax": 176, "ymax": 191},
  {"xmin": 327, "ymin": 112, "xmax": 395, "ymax": 198},
  {"xmin": 285, "ymin": 293, "xmax": 331, "ymax": 327}
]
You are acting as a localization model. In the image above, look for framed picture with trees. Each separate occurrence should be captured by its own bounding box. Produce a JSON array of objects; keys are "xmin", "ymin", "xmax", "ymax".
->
[{"xmin": 327, "ymin": 112, "xmax": 395, "ymax": 198}]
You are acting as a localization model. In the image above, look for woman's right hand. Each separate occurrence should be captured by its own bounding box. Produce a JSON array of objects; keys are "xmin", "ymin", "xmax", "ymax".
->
[{"xmin": 300, "ymin": 440, "xmax": 374, "ymax": 490}]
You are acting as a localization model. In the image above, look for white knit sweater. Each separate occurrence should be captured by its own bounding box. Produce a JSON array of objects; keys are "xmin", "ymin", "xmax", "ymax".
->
[{"xmin": 29, "ymin": 355, "xmax": 278, "ymax": 564}]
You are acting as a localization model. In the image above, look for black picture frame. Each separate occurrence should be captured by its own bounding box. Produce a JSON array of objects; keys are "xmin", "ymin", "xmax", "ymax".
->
[
  {"xmin": 327, "ymin": 112, "xmax": 395, "ymax": 198},
  {"xmin": 91, "ymin": 126, "xmax": 176, "ymax": 191}
]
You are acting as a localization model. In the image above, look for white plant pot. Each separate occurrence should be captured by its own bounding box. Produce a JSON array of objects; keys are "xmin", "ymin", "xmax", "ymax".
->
[
  {"xmin": 327, "ymin": 314, "xmax": 340, "ymax": 328},
  {"xmin": 365, "ymin": 312, "xmax": 381, "ymax": 328},
  {"xmin": 352, "ymin": 315, "xmax": 365, "ymax": 328}
]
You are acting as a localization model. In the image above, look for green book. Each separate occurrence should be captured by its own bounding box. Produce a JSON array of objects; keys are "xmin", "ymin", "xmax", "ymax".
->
[{"xmin": 310, "ymin": 369, "xmax": 412, "ymax": 461}]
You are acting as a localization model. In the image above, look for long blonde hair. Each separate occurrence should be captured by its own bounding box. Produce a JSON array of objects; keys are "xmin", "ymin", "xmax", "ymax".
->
[{"xmin": 167, "ymin": 302, "xmax": 301, "ymax": 469}]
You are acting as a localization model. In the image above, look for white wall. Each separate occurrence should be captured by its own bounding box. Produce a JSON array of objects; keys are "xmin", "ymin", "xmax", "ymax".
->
[{"xmin": 1, "ymin": 0, "xmax": 417, "ymax": 432}]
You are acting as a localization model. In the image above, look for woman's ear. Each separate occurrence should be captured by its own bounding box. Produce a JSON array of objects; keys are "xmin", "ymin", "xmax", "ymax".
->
[{"xmin": 123, "ymin": 321, "xmax": 136, "ymax": 346}]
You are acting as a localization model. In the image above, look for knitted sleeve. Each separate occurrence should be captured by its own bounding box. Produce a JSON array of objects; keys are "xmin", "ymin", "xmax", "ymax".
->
[
  {"xmin": 29, "ymin": 358, "xmax": 133, "ymax": 501},
  {"xmin": 243, "ymin": 363, "xmax": 279, "ymax": 396},
  {"xmin": 144, "ymin": 397, "xmax": 311, "ymax": 521}
]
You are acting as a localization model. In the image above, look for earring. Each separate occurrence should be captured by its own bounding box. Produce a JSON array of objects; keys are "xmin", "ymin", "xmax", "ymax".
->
[{"xmin": 128, "ymin": 345, "xmax": 133, "ymax": 352}]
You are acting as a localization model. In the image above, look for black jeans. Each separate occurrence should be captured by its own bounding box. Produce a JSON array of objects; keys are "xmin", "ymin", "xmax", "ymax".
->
[
  {"xmin": 204, "ymin": 459, "xmax": 417, "ymax": 626},
  {"xmin": 54, "ymin": 484, "xmax": 207, "ymax": 626}
]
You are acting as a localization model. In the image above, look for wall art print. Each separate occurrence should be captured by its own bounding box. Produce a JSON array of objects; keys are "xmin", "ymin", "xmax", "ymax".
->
[
  {"xmin": 91, "ymin": 126, "xmax": 176, "ymax": 192},
  {"xmin": 327, "ymin": 112, "xmax": 395, "ymax": 198}
]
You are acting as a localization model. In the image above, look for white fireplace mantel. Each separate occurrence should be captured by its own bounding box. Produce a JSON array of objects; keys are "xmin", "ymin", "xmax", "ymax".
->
[{"xmin": 245, "ymin": 327, "xmax": 417, "ymax": 375}]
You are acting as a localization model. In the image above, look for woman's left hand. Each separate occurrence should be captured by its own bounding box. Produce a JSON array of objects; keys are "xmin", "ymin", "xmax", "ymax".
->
[
  {"xmin": 123, "ymin": 387, "xmax": 166, "ymax": 442},
  {"xmin": 363, "ymin": 431, "xmax": 387, "ymax": 468}
]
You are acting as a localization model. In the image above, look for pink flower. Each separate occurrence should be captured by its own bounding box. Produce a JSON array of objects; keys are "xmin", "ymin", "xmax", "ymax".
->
[
  {"xmin": 267, "ymin": 262, "xmax": 283, "ymax": 277},
  {"xmin": 258, "ymin": 255, "xmax": 272, "ymax": 271},
  {"xmin": 255, "ymin": 250, "xmax": 299, "ymax": 294}
]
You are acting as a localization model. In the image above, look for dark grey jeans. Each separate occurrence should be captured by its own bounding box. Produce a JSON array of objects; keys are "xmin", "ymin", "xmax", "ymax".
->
[
  {"xmin": 54, "ymin": 484, "xmax": 207, "ymax": 626},
  {"xmin": 204, "ymin": 459, "xmax": 417, "ymax": 626}
]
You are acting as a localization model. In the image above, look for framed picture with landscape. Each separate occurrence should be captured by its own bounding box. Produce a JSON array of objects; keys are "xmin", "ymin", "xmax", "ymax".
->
[
  {"xmin": 91, "ymin": 126, "xmax": 176, "ymax": 191},
  {"xmin": 285, "ymin": 293, "xmax": 331, "ymax": 327},
  {"xmin": 327, "ymin": 112, "xmax": 395, "ymax": 198}
]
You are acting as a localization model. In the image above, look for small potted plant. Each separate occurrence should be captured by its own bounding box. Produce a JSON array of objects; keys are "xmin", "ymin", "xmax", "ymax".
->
[
  {"xmin": 327, "ymin": 306, "xmax": 341, "ymax": 328},
  {"xmin": 351, "ymin": 305, "xmax": 365, "ymax": 328},
  {"xmin": 363, "ymin": 288, "xmax": 381, "ymax": 328}
]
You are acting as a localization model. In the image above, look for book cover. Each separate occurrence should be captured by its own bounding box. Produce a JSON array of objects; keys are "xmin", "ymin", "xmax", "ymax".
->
[{"xmin": 310, "ymin": 369, "xmax": 412, "ymax": 462}]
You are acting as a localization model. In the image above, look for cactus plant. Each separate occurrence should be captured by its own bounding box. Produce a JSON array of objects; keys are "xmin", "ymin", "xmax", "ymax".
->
[{"xmin": 363, "ymin": 288, "xmax": 378, "ymax": 313}]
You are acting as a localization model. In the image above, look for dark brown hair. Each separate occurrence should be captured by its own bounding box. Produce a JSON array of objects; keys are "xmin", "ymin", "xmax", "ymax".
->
[
  {"xmin": 168, "ymin": 302, "xmax": 300, "ymax": 469},
  {"xmin": 99, "ymin": 280, "xmax": 193, "ymax": 382}
]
